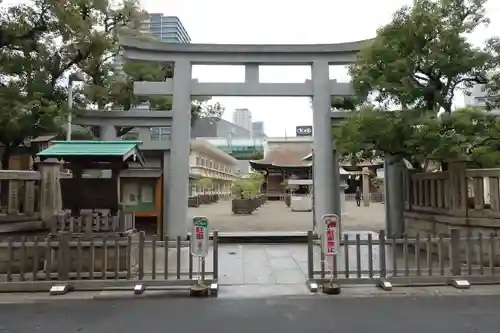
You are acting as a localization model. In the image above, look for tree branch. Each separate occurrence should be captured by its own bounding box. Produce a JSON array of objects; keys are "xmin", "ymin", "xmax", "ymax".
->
[{"xmin": 0, "ymin": 5, "xmax": 50, "ymax": 48}]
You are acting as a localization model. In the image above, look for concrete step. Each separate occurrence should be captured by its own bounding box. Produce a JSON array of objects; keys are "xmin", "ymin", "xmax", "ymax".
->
[{"xmin": 189, "ymin": 231, "xmax": 310, "ymax": 244}]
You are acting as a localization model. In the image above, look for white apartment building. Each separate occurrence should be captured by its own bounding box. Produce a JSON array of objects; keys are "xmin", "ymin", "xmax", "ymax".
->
[
  {"xmin": 464, "ymin": 83, "xmax": 499, "ymax": 111},
  {"xmin": 189, "ymin": 140, "xmax": 239, "ymax": 197}
]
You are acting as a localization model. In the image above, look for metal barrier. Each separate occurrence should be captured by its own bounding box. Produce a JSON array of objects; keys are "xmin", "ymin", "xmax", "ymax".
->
[
  {"xmin": 307, "ymin": 229, "xmax": 500, "ymax": 291},
  {"xmin": 0, "ymin": 231, "xmax": 219, "ymax": 295}
]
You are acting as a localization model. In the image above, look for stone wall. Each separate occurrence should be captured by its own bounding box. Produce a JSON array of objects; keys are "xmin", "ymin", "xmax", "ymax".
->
[{"xmin": 405, "ymin": 211, "xmax": 500, "ymax": 266}]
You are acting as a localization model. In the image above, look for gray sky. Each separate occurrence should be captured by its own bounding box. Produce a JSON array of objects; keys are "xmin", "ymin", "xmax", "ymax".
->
[
  {"xmin": 3, "ymin": 0, "xmax": 499, "ymax": 137},
  {"xmin": 140, "ymin": 0, "xmax": 498, "ymax": 136}
]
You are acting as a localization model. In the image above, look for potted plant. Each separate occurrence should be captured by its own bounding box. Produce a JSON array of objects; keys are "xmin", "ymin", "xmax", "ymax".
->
[
  {"xmin": 247, "ymin": 172, "xmax": 265, "ymax": 208},
  {"xmin": 231, "ymin": 179, "xmax": 253, "ymax": 214},
  {"xmin": 231, "ymin": 173, "xmax": 263, "ymax": 214},
  {"xmin": 197, "ymin": 177, "xmax": 213, "ymax": 204}
]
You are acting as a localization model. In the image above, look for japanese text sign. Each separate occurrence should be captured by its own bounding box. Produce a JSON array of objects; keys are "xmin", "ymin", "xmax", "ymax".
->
[
  {"xmin": 321, "ymin": 214, "xmax": 339, "ymax": 256},
  {"xmin": 191, "ymin": 216, "xmax": 209, "ymax": 257}
]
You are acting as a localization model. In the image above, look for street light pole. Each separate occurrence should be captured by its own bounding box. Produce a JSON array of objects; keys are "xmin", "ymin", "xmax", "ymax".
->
[
  {"xmin": 66, "ymin": 72, "xmax": 85, "ymax": 141},
  {"xmin": 66, "ymin": 84, "xmax": 73, "ymax": 141}
]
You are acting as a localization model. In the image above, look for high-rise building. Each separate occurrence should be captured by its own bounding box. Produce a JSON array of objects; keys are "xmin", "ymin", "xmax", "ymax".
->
[
  {"xmin": 114, "ymin": 14, "xmax": 191, "ymax": 138},
  {"xmin": 191, "ymin": 117, "xmax": 251, "ymax": 138},
  {"xmin": 252, "ymin": 121, "xmax": 266, "ymax": 138},
  {"xmin": 232, "ymin": 108, "xmax": 252, "ymax": 132},
  {"xmin": 114, "ymin": 14, "xmax": 190, "ymax": 73},
  {"xmin": 141, "ymin": 14, "xmax": 191, "ymax": 43}
]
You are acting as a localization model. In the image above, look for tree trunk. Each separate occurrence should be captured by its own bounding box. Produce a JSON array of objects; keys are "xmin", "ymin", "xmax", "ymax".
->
[
  {"xmin": 422, "ymin": 159, "xmax": 430, "ymax": 172},
  {"xmin": 410, "ymin": 160, "xmax": 424, "ymax": 172},
  {"xmin": 1, "ymin": 145, "xmax": 11, "ymax": 170},
  {"xmin": 0, "ymin": 144, "xmax": 13, "ymax": 208}
]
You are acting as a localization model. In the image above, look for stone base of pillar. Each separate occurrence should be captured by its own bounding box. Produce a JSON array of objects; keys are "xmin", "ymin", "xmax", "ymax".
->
[{"xmin": 362, "ymin": 167, "xmax": 370, "ymax": 207}]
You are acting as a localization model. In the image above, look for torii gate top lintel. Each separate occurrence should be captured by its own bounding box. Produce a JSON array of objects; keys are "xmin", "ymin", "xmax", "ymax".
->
[
  {"xmin": 119, "ymin": 36, "xmax": 373, "ymax": 65},
  {"xmin": 115, "ymin": 35, "xmax": 371, "ymax": 238}
]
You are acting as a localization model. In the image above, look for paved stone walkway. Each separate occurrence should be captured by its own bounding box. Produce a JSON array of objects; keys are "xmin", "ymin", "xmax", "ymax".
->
[
  {"xmin": 144, "ymin": 232, "xmax": 450, "ymax": 287},
  {"xmin": 141, "ymin": 200, "xmax": 388, "ymax": 287},
  {"xmin": 143, "ymin": 232, "xmax": 393, "ymax": 285},
  {"xmin": 188, "ymin": 200, "xmax": 386, "ymax": 232}
]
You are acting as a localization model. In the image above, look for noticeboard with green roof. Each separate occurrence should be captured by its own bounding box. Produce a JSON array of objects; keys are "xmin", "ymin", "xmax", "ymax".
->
[{"xmin": 36, "ymin": 141, "xmax": 146, "ymax": 167}]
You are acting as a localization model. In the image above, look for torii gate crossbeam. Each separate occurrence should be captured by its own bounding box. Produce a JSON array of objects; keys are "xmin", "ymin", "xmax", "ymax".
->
[{"xmin": 120, "ymin": 37, "xmax": 372, "ymax": 239}]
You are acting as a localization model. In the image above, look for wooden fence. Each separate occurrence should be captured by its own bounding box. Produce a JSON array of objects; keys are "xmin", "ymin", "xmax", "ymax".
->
[
  {"xmin": 404, "ymin": 165, "xmax": 500, "ymax": 218},
  {"xmin": 0, "ymin": 231, "xmax": 220, "ymax": 294},
  {"xmin": 0, "ymin": 171, "xmax": 41, "ymax": 223},
  {"xmin": 0, "ymin": 170, "xmax": 134, "ymax": 234}
]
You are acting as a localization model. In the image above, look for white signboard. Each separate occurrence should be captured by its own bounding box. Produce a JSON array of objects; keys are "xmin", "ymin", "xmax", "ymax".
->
[
  {"xmin": 191, "ymin": 216, "xmax": 209, "ymax": 257},
  {"xmin": 321, "ymin": 214, "xmax": 340, "ymax": 256}
]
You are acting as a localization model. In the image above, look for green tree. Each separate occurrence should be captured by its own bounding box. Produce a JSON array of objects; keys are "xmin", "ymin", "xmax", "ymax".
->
[
  {"xmin": 334, "ymin": 107, "xmax": 427, "ymax": 169},
  {"xmin": 484, "ymin": 37, "xmax": 500, "ymax": 109},
  {"xmin": 330, "ymin": 96, "xmax": 364, "ymax": 110},
  {"xmin": 334, "ymin": 107, "xmax": 500, "ymax": 169},
  {"xmin": 0, "ymin": 0, "xmax": 143, "ymax": 169},
  {"xmin": 231, "ymin": 173, "xmax": 262, "ymax": 199},
  {"xmin": 80, "ymin": 29, "xmax": 225, "ymax": 137},
  {"xmin": 349, "ymin": 0, "xmax": 496, "ymax": 113},
  {"xmin": 337, "ymin": 0, "xmax": 500, "ymax": 169},
  {"xmin": 197, "ymin": 177, "xmax": 213, "ymax": 193}
]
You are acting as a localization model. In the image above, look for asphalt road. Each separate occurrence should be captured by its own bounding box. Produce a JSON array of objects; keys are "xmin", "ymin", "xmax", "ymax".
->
[{"xmin": 1, "ymin": 295, "xmax": 499, "ymax": 333}]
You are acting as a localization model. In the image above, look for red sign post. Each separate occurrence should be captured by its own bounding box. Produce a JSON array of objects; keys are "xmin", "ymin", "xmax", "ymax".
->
[{"xmin": 321, "ymin": 214, "xmax": 340, "ymax": 256}]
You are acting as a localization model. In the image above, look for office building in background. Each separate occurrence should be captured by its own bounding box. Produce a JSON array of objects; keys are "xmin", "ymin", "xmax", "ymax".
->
[
  {"xmin": 252, "ymin": 121, "xmax": 266, "ymax": 138},
  {"xmin": 114, "ymin": 14, "xmax": 190, "ymax": 73},
  {"xmin": 114, "ymin": 14, "xmax": 191, "ymax": 139},
  {"xmin": 191, "ymin": 117, "xmax": 251, "ymax": 139},
  {"xmin": 232, "ymin": 108, "xmax": 253, "ymax": 132},
  {"xmin": 141, "ymin": 14, "xmax": 191, "ymax": 43}
]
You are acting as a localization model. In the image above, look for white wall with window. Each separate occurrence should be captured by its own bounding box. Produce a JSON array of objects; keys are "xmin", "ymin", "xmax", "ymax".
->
[
  {"xmin": 464, "ymin": 83, "xmax": 499, "ymax": 111},
  {"xmin": 189, "ymin": 140, "xmax": 238, "ymax": 196},
  {"xmin": 151, "ymin": 127, "xmax": 171, "ymax": 141}
]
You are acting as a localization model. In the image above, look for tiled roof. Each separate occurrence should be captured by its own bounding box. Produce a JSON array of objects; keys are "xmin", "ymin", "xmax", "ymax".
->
[
  {"xmin": 30, "ymin": 134, "xmax": 58, "ymax": 143},
  {"xmin": 251, "ymin": 147, "xmax": 312, "ymax": 168},
  {"xmin": 37, "ymin": 141, "xmax": 141, "ymax": 156},
  {"xmin": 37, "ymin": 141, "xmax": 146, "ymax": 165}
]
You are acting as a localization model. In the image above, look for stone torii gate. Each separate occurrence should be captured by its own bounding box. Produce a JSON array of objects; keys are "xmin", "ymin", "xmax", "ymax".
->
[{"xmin": 120, "ymin": 37, "xmax": 376, "ymax": 239}]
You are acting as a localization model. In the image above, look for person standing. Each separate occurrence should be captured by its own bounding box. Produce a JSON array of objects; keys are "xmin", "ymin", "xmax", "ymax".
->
[{"xmin": 355, "ymin": 186, "xmax": 362, "ymax": 207}]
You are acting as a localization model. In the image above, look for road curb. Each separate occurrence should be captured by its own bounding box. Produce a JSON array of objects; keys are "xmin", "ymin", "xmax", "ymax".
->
[
  {"xmin": 1, "ymin": 285, "xmax": 500, "ymax": 303},
  {"xmin": 93, "ymin": 290, "xmax": 196, "ymax": 300}
]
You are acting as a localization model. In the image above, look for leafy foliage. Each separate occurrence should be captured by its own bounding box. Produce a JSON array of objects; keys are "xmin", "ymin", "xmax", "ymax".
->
[
  {"xmin": 80, "ymin": 29, "xmax": 225, "ymax": 135},
  {"xmin": 338, "ymin": 0, "xmax": 500, "ymax": 168},
  {"xmin": 484, "ymin": 37, "xmax": 500, "ymax": 110},
  {"xmin": 335, "ymin": 107, "xmax": 500, "ymax": 169},
  {"xmin": 0, "ymin": 0, "xmax": 143, "ymax": 168},
  {"xmin": 331, "ymin": 96, "xmax": 363, "ymax": 110},
  {"xmin": 349, "ymin": 0, "xmax": 497, "ymax": 112},
  {"xmin": 0, "ymin": 0, "xmax": 226, "ymax": 168},
  {"xmin": 231, "ymin": 172, "xmax": 264, "ymax": 199},
  {"xmin": 197, "ymin": 177, "xmax": 213, "ymax": 193}
]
